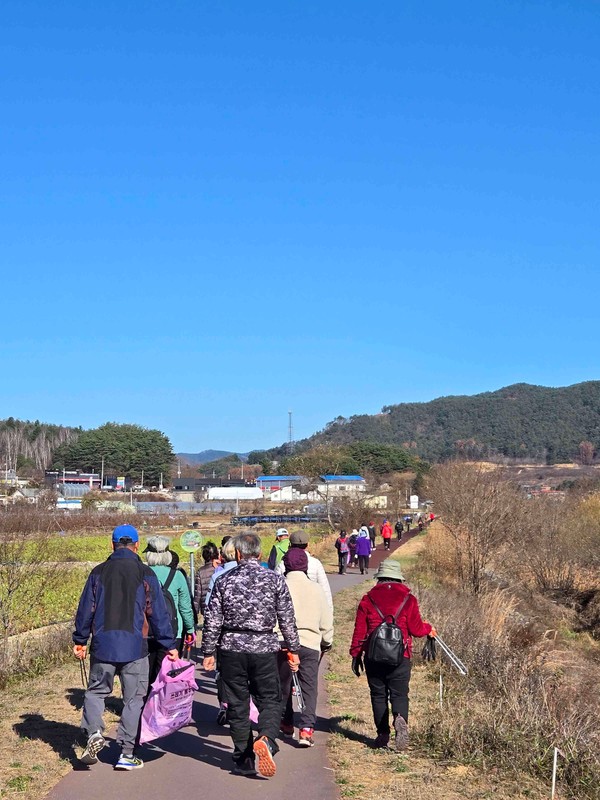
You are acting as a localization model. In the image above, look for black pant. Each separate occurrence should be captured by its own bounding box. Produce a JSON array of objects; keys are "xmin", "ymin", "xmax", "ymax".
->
[
  {"xmin": 383, "ymin": 538, "xmax": 391, "ymax": 550},
  {"xmin": 337, "ymin": 551, "xmax": 347, "ymax": 574},
  {"xmin": 278, "ymin": 646, "xmax": 320, "ymax": 729},
  {"xmin": 357, "ymin": 555, "xmax": 369, "ymax": 574},
  {"xmin": 219, "ymin": 650, "xmax": 281, "ymax": 762},
  {"xmin": 370, "ymin": 536, "xmax": 376, "ymax": 549},
  {"xmin": 365, "ymin": 657, "xmax": 412, "ymax": 734}
]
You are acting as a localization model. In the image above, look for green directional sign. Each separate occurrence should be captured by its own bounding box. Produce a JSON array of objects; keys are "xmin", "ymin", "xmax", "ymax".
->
[{"xmin": 180, "ymin": 529, "xmax": 203, "ymax": 553}]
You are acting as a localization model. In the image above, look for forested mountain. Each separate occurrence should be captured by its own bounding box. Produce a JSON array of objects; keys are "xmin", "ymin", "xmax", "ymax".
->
[
  {"xmin": 273, "ymin": 382, "xmax": 600, "ymax": 464},
  {"xmin": 0, "ymin": 418, "xmax": 78, "ymax": 473},
  {"xmin": 178, "ymin": 450, "xmax": 248, "ymax": 465}
]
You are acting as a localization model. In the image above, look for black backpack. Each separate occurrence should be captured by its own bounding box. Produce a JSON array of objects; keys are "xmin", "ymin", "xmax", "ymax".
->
[
  {"xmin": 152, "ymin": 568, "xmax": 178, "ymax": 639},
  {"xmin": 366, "ymin": 593, "xmax": 411, "ymax": 666}
]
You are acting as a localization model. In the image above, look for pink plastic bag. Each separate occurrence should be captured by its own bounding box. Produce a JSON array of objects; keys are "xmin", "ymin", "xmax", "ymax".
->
[{"xmin": 140, "ymin": 658, "xmax": 196, "ymax": 744}]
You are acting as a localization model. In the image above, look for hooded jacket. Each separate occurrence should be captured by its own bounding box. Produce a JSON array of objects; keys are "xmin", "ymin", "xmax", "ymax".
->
[
  {"xmin": 355, "ymin": 531, "xmax": 372, "ymax": 557},
  {"xmin": 73, "ymin": 548, "xmax": 176, "ymax": 662},
  {"xmin": 349, "ymin": 580, "xmax": 432, "ymax": 659}
]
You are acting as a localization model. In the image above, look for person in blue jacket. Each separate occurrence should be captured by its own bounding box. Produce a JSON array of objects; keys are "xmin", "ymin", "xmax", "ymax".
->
[{"xmin": 72, "ymin": 524, "xmax": 178, "ymax": 771}]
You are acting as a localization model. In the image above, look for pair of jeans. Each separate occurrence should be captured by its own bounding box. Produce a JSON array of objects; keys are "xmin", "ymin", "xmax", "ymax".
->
[
  {"xmin": 358, "ymin": 555, "xmax": 369, "ymax": 573},
  {"xmin": 365, "ymin": 656, "xmax": 412, "ymax": 734},
  {"xmin": 218, "ymin": 650, "xmax": 281, "ymax": 762},
  {"xmin": 337, "ymin": 552, "xmax": 347, "ymax": 574},
  {"xmin": 278, "ymin": 645, "xmax": 320, "ymax": 730},
  {"xmin": 81, "ymin": 657, "xmax": 149, "ymax": 754}
]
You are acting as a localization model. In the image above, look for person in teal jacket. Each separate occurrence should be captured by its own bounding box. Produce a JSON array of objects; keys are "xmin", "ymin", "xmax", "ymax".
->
[{"xmin": 144, "ymin": 535, "xmax": 196, "ymax": 681}]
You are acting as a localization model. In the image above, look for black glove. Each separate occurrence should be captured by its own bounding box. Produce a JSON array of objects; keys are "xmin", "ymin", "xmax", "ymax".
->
[
  {"xmin": 421, "ymin": 637, "xmax": 437, "ymax": 663},
  {"xmin": 351, "ymin": 655, "xmax": 364, "ymax": 677},
  {"xmin": 320, "ymin": 642, "xmax": 333, "ymax": 653}
]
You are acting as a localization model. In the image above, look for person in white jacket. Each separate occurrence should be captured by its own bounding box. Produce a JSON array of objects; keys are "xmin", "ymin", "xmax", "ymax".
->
[
  {"xmin": 274, "ymin": 529, "xmax": 333, "ymax": 610},
  {"xmin": 278, "ymin": 547, "xmax": 333, "ymax": 746}
]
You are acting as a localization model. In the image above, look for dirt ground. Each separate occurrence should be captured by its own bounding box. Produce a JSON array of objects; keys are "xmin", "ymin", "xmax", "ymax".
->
[
  {"xmin": 326, "ymin": 536, "xmax": 550, "ymax": 800},
  {"xmin": 0, "ymin": 661, "xmax": 120, "ymax": 799}
]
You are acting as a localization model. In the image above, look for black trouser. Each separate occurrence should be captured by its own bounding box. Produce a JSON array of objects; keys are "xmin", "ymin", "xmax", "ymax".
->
[
  {"xmin": 370, "ymin": 536, "xmax": 376, "ymax": 549},
  {"xmin": 365, "ymin": 657, "xmax": 412, "ymax": 734},
  {"xmin": 337, "ymin": 551, "xmax": 347, "ymax": 574},
  {"xmin": 357, "ymin": 555, "xmax": 369, "ymax": 573},
  {"xmin": 219, "ymin": 650, "xmax": 281, "ymax": 763},
  {"xmin": 383, "ymin": 537, "xmax": 391, "ymax": 550},
  {"xmin": 278, "ymin": 646, "xmax": 320, "ymax": 729}
]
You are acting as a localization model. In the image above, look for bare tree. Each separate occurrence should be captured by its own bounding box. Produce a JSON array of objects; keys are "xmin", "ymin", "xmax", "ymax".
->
[
  {"xmin": 427, "ymin": 461, "xmax": 522, "ymax": 594},
  {"xmin": 579, "ymin": 441, "xmax": 595, "ymax": 466}
]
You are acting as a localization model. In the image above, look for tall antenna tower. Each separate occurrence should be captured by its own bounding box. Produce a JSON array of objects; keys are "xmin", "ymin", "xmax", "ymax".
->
[{"xmin": 288, "ymin": 410, "xmax": 294, "ymax": 454}]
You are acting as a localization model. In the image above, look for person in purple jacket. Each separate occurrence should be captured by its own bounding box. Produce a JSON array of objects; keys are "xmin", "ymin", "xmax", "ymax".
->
[{"xmin": 355, "ymin": 527, "xmax": 372, "ymax": 575}]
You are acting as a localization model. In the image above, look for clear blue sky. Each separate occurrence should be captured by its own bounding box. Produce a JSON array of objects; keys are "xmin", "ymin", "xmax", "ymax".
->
[{"xmin": 2, "ymin": 1, "xmax": 599, "ymax": 453}]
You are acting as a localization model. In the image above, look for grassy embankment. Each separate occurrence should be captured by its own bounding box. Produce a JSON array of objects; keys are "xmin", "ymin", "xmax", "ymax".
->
[{"xmin": 326, "ymin": 533, "xmax": 551, "ymax": 800}]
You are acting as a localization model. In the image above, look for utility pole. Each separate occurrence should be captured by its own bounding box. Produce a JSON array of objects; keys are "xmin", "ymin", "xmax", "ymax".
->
[
  {"xmin": 141, "ymin": 469, "xmax": 144, "ymax": 488},
  {"xmin": 100, "ymin": 456, "xmax": 105, "ymax": 489},
  {"xmin": 177, "ymin": 459, "xmax": 181, "ymax": 479},
  {"xmin": 288, "ymin": 410, "xmax": 294, "ymax": 454}
]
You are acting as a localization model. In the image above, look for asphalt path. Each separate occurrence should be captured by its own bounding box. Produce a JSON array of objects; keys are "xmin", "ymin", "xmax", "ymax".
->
[{"xmin": 47, "ymin": 535, "xmax": 411, "ymax": 800}]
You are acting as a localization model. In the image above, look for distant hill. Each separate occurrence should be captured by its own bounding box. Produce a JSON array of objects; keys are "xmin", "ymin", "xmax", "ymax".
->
[
  {"xmin": 273, "ymin": 382, "xmax": 600, "ymax": 464},
  {"xmin": 178, "ymin": 450, "xmax": 249, "ymax": 465}
]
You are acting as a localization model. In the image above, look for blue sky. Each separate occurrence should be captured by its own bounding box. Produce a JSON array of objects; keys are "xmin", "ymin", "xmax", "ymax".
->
[{"xmin": 1, "ymin": 1, "xmax": 599, "ymax": 453}]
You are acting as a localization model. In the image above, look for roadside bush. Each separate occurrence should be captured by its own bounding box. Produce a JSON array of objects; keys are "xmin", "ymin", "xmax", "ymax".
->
[{"xmin": 414, "ymin": 582, "xmax": 600, "ymax": 798}]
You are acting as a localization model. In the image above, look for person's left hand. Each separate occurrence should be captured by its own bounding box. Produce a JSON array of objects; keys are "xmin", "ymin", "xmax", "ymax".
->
[
  {"xmin": 287, "ymin": 653, "xmax": 300, "ymax": 672},
  {"xmin": 166, "ymin": 649, "xmax": 179, "ymax": 661}
]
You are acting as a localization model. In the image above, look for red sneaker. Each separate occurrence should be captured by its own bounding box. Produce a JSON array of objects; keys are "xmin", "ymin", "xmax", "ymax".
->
[{"xmin": 298, "ymin": 728, "xmax": 314, "ymax": 747}]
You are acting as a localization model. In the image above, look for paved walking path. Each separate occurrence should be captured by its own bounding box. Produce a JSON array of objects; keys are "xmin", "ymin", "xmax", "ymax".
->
[{"xmin": 47, "ymin": 536, "xmax": 410, "ymax": 800}]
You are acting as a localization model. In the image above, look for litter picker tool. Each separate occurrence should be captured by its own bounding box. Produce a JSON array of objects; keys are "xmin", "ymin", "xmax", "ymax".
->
[
  {"xmin": 434, "ymin": 634, "xmax": 468, "ymax": 676},
  {"xmin": 286, "ymin": 651, "xmax": 305, "ymax": 711}
]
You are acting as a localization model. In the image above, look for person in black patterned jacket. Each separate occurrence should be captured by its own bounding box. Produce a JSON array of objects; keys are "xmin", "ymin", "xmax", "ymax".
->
[{"xmin": 202, "ymin": 533, "xmax": 300, "ymax": 779}]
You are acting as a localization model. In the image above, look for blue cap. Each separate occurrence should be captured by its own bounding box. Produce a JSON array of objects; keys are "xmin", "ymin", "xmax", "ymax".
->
[{"xmin": 112, "ymin": 524, "xmax": 139, "ymax": 544}]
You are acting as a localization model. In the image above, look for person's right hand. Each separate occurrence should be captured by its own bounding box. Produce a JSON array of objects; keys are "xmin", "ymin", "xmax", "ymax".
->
[
  {"xmin": 166, "ymin": 649, "xmax": 179, "ymax": 661},
  {"xmin": 73, "ymin": 644, "xmax": 87, "ymax": 660},
  {"xmin": 427, "ymin": 626, "xmax": 438, "ymax": 638},
  {"xmin": 351, "ymin": 655, "xmax": 364, "ymax": 677},
  {"xmin": 203, "ymin": 655, "xmax": 216, "ymax": 672}
]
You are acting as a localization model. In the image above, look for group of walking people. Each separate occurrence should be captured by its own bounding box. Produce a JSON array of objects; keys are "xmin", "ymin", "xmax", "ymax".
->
[{"xmin": 72, "ymin": 520, "xmax": 436, "ymax": 780}]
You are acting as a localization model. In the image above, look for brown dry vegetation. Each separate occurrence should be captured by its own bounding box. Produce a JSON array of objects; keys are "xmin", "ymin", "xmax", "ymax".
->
[
  {"xmin": 417, "ymin": 462, "xmax": 600, "ymax": 799},
  {"xmin": 326, "ymin": 536, "xmax": 548, "ymax": 800}
]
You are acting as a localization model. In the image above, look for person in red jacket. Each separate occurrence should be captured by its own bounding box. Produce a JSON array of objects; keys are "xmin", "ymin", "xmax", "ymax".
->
[
  {"xmin": 380, "ymin": 519, "xmax": 393, "ymax": 551},
  {"xmin": 349, "ymin": 558, "xmax": 436, "ymax": 750}
]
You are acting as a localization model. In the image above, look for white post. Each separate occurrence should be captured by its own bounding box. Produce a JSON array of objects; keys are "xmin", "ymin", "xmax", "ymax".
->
[
  {"xmin": 141, "ymin": 469, "xmax": 144, "ymax": 488},
  {"xmin": 551, "ymin": 747, "xmax": 559, "ymax": 799},
  {"xmin": 439, "ymin": 670, "xmax": 443, "ymax": 709}
]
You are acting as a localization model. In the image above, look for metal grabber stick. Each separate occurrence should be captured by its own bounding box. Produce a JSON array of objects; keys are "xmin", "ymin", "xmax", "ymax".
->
[{"xmin": 434, "ymin": 635, "xmax": 468, "ymax": 676}]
